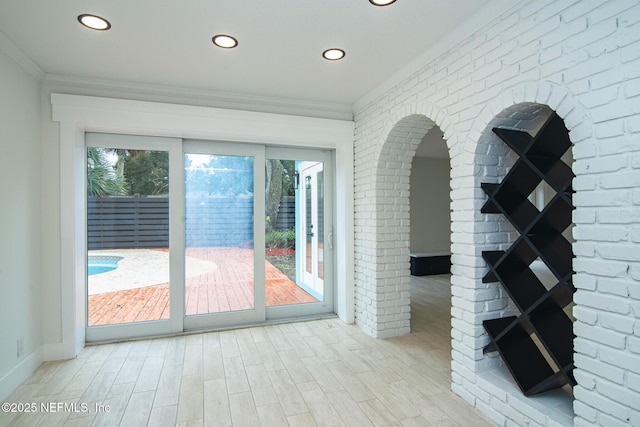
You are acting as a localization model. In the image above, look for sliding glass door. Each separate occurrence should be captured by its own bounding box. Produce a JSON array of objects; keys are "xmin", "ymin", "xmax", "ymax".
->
[
  {"xmin": 183, "ymin": 141, "xmax": 265, "ymax": 330},
  {"xmin": 85, "ymin": 133, "xmax": 183, "ymax": 342},
  {"xmin": 86, "ymin": 135, "xmax": 332, "ymax": 339}
]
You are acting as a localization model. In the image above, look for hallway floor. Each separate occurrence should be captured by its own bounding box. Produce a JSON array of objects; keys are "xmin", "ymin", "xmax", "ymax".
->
[{"xmin": 1, "ymin": 274, "xmax": 495, "ymax": 426}]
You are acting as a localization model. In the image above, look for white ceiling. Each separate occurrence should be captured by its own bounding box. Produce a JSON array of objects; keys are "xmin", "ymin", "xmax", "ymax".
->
[{"xmin": 0, "ymin": 0, "xmax": 492, "ymax": 107}]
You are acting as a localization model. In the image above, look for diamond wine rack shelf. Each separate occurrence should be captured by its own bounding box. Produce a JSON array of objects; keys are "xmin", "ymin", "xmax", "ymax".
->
[{"xmin": 481, "ymin": 112, "xmax": 576, "ymax": 396}]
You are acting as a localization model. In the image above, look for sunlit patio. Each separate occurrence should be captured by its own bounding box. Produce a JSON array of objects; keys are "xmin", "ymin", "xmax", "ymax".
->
[{"xmin": 87, "ymin": 247, "xmax": 318, "ymax": 326}]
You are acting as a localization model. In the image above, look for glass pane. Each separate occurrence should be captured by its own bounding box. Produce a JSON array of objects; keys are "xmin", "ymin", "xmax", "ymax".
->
[
  {"xmin": 305, "ymin": 176, "xmax": 313, "ymax": 276},
  {"xmin": 266, "ymin": 159, "xmax": 323, "ymax": 306},
  {"xmin": 317, "ymin": 170, "xmax": 324, "ymax": 281},
  {"xmin": 87, "ymin": 147, "xmax": 170, "ymax": 326},
  {"xmin": 184, "ymin": 154, "xmax": 254, "ymax": 315}
]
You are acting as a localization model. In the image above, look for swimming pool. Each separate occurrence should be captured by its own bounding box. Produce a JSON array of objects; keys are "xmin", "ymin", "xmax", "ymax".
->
[{"xmin": 88, "ymin": 255, "xmax": 123, "ymax": 276}]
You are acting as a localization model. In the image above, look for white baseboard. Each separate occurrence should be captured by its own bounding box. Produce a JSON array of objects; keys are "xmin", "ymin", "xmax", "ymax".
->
[{"xmin": 0, "ymin": 346, "xmax": 43, "ymax": 402}]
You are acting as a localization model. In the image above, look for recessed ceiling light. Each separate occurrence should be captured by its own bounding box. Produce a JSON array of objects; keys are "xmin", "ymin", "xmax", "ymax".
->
[
  {"xmin": 322, "ymin": 48, "xmax": 345, "ymax": 61},
  {"xmin": 212, "ymin": 35, "xmax": 238, "ymax": 49},
  {"xmin": 77, "ymin": 14, "xmax": 111, "ymax": 31},
  {"xmin": 369, "ymin": 0, "xmax": 397, "ymax": 5}
]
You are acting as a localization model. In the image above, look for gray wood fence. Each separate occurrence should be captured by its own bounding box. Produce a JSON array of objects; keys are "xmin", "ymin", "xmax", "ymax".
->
[
  {"xmin": 88, "ymin": 196, "xmax": 295, "ymax": 250},
  {"xmin": 88, "ymin": 197, "xmax": 169, "ymax": 250}
]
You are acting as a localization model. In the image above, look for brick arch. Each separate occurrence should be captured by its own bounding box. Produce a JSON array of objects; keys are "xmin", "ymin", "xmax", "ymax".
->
[
  {"xmin": 450, "ymin": 82, "xmax": 592, "ymax": 375},
  {"xmin": 468, "ymin": 81, "xmax": 592, "ymax": 151},
  {"xmin": 375, "ymin": 102, "xmax": 456, "ymax": 164},
  {"xmin": 356, "ymin": 106, "xmax": 453, "ymax": 338}
]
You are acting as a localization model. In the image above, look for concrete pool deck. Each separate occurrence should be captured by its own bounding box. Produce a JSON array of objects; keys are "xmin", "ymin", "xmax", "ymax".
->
[{"xmin": 88, "ymin": 249, "xmax": 218, "ymax": 295}]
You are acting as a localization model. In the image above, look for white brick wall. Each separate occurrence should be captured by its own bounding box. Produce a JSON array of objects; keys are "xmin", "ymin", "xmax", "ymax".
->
[{"xmin": 352, "ymin": 0, "xmax": 640, "ymax": 425}]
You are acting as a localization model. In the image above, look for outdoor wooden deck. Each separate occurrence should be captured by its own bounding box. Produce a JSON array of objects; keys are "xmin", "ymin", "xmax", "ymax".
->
[{"xmin": 88, "ymin": 247, "xmax": 317, "ymax": 326}]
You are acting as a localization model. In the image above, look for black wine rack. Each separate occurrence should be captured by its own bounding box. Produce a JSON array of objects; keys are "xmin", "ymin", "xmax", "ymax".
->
[{"xmin": 481, "ymin": 112, "xmax": 576, "ymax": 396}]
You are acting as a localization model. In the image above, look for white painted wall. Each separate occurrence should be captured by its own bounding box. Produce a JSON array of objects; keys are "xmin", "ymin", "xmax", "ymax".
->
[
  {"xmin": 410, "ymin": 157, "xmax": 451, "ymax": 254},
  {"xmin": 0, "ymin": 47, "xmax": 43, "ymax": 400}
]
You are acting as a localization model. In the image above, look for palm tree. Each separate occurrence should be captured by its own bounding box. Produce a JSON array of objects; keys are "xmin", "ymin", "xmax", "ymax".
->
[{"xmin": 87, "ymin": 147, "xmax": 125, "ymax": 196}]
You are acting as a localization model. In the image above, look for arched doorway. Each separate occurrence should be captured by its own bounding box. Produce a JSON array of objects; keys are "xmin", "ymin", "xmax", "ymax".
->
[
  {"xmin": 409, "ymin": 126, "xmax": 452, "ymax": 336},
  {"xmin": 354, "ymin": 113, "xmax": 446, "ymax": 338}
]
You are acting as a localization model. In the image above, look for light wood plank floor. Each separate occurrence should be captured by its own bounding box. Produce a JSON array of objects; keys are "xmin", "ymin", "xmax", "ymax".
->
[{"xmin": 1, "ymin": 274, "xmax": 495, "ymax": 426}]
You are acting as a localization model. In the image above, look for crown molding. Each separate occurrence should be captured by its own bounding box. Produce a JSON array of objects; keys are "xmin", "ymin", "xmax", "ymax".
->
[
  {"xmin": 354, "ymin": 0, "xmax": 522, "ymax": 110},
  {"xmin": 0, "ymin": 30, "xmax": 45, "ymax": 80},
  {"xmin": 43, "ymin": 74, "xmax": 354, "ymax": 121}
]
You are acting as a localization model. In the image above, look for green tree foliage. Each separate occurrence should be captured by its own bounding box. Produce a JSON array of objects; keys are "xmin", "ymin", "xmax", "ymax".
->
[
  {"xmin": 87, "ymin": 147, "xmax": 125, "ymax": 196},
  {"xmin": 124, "ymin": 151, "xmax": 170, "ymax": 195},
  {"xmin": 90, "ymin": 149, "xmax": 296, "ymax": 208},
  {"xmin": 265, "ymin": 229, "xmax": 295, "ymax": 249}
]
